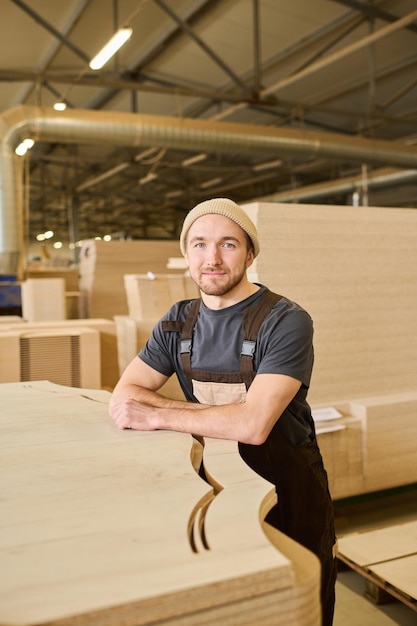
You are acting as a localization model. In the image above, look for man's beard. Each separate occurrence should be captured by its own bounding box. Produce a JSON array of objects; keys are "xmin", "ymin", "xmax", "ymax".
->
[{"xmin": 191, "ymin": 266, "xmax": 246, "ymax": 297}]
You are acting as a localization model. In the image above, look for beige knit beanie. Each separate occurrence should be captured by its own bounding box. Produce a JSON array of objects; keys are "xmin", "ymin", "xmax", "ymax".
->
[{"xmin": 179, "ymin": 198, "xmax": 260, "ymax": 258}]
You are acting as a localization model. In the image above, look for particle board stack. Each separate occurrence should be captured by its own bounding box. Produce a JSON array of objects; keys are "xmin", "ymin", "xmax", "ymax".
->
[
  {"xmin": 241, "ymin": 201, "xmax": 417, "ymax": 498},
  {"xmin": 124, "ymin": 273, "xmax": 199, "ymax": 321},
  {"xmin": 312, "ymin": 407, "xmax": 364, "ymax": 500},
  {"xmin": 243, "ymin": 202, "xmax": 417, "ymax": 405},
  {"xmin": 0, "ymin": 381, "xmax": 321, "ymax": 626},
  {"xmin": 350, "ymin": 392, "xmax": 417, "ymax": 493},
  {"xmin": 337, "ymin": 520, "xmax": 417, "ymax": 611},
  {"xmin": 79, "ymin": 239, "xmax": 184, "ymax": 319},
  {"xmin": 312, "ymin": 391, "xmax": 417, "ymax": 500}
]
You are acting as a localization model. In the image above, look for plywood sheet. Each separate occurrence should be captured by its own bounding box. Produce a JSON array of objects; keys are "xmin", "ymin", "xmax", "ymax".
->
[{"xmin": 0, "ymin": 381, "xmax": 320, "ymax": 626}]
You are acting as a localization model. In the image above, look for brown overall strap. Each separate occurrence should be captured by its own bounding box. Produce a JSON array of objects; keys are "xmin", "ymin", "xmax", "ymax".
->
[{"xmin": 240, "ymin": 289, "xmax": 282, "ymax": 376}]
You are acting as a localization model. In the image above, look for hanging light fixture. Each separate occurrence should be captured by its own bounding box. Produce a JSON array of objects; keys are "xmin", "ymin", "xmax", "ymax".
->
[
  {"xmin": 89, "ymin": 28, "xmax": 133, "ymax": 70},
  {"xmin": 15, "ymin": 138, "xmax": 35, "ymax": 156},
  {"xmin": 53, "ymin": 101, "xmax": 67, "ymax": 111}
]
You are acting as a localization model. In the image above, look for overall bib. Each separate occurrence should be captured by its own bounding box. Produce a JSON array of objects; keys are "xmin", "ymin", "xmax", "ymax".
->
[{"xmin": 163, "ymin": 290, "xmax": 337, "ymax": 626}]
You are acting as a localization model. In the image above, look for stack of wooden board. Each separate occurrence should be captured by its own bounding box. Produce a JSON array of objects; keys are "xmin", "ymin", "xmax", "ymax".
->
[
  {"xmin": 337, "ymin": 521, "xmax": 417, "ymax": 612},
  {"xmin": 0, "ymin": 381, "xmax": 321, "ymax": 626},
  {"xmin": 312, "ymin": 392, "xmax": 417, "ymax": 500},
  {"xmin": 25, "ymin": 268, "xmax": 80, "ymax": 318},
  {"xmin": 0, "ymin": 318, "xmax": 118, "ymax": 389},
  {"xmin": 313, "ymin": 408, "xmax": 364, "ymax": 500},
  {"xmin": 124, "ymin": 273, "xmax": 199, "ymax": 320},
  {"xmin": 21, "ymin": 277, "xmax": 66, "ymax": 321},
  {"xmin": 0, "ymin": 326, "xmax": 101, "ymax": 388},
  {"xmin": 78, "ymin": 239, "xmax": 184, "ymax": 319},
  {"xmin": 350, "ymin": 392, "xmax": 417, "ymax": 493},
  {"xmin": 243, "ymin": 202, "xmax": 417, "ymax": 405}
]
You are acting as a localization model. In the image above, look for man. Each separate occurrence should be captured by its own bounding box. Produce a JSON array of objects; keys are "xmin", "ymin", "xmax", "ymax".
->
[{"xmin": 110, "ymin": 197, "xmax": 337, "ymax": 626}]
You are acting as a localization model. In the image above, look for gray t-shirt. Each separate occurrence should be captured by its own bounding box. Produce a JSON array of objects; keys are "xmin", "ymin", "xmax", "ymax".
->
[{"xmin": 139, "ymin": 285, "xmax": 315, "ymax": 445}]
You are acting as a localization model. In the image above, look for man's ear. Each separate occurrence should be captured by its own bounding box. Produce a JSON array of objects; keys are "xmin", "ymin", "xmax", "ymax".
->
[{"xmin": 245, "ymin": 249, "xmax": 255, "ymax": 269}]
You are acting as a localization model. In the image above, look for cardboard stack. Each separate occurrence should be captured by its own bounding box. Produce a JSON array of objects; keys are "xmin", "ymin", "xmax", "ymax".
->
[{"xmin": 78, "ymin": 239, "xmax": 183, "ymax": 319}]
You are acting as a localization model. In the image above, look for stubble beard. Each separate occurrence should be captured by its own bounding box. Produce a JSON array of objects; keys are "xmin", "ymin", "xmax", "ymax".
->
[{"xmin": 191, "ymin": 266, "xmax": 247, "ymax": 297}]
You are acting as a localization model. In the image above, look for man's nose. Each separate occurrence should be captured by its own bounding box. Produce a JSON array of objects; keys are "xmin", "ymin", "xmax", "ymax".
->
[{"xmin": 205, "ymin": 244, "xmax": 222, "ymax": 264}]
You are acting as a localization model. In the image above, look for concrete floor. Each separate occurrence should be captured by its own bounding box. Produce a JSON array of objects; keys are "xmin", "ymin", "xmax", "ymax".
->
[{"xmin": 333, "ymin": 484, "xmax": 417, "ymax": 626}]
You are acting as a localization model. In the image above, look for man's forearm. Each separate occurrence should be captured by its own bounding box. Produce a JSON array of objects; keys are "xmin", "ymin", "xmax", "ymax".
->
[{"xmin": 109, "ymin": 383, "xmax": 205, "ymax": 415}]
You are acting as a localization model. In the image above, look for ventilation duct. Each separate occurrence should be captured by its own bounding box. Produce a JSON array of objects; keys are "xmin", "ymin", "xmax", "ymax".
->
[{"xmin": 2, "ymin": 105, "xmax": 417, "ymax": 274}]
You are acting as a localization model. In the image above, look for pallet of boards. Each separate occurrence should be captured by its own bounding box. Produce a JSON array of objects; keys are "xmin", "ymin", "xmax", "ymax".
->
[
  {"xmin": 337, "ymin": 520, "xmax": 417, "ymax": 612},
  {"xmin": 0, "ymin": 381, "xmax": 321, "ymax": 626},
  {"xmin": 124, "ymin": 273, "xmax": 199, "ymax": 321},
  {"xmin": 78, "ymin": 239, "xmax": 184, "ymax": 319}
]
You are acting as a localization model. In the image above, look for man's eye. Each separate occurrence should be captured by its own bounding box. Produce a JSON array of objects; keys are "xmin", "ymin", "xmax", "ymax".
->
[{"xmin": 223, "ymin": 242, "xmax": 235, "ymax": 248}]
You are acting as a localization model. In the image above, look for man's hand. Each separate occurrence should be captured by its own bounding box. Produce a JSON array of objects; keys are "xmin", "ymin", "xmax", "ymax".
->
[{"xmin": 110, "ymin": 398, "xmax": 160, "ymax": 431}]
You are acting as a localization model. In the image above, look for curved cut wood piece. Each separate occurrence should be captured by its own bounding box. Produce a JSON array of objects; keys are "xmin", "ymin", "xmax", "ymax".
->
[{"xmin": 0, "ymin": 382, "xmax": 320, "ymax": 626}]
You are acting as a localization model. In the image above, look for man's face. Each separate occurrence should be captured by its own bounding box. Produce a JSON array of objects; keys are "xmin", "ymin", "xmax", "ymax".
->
[{"xmin": 184, "ymin": 213, "xmax": 254, "ymax": 297}]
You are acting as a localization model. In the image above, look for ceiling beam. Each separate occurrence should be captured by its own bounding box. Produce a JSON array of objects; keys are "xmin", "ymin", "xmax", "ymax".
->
[
  {"xmin": 10, "ymin": 0, "xmax": 91, "ymax": 64},
  {"xmin": 152, "ymin": 0, "xmax": 252, "ymax": 94},
  {"xmin": 331, "ymin": 0, "xmax": 417, "ymax": 35}
]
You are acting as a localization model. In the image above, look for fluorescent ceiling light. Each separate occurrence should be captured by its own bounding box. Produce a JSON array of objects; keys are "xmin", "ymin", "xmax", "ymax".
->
[
  {"xmin": 165, "ymin": 190, "xmax": 184, "ymax": 198},
  {"xmin": 76, "ymin": 162, "xmax": 129, "ymax": 191},
  {"xmin": 253, "ymin": 159, "xmax": 283, "ymax": 172},
  {"xmin": 182, "ymin": 153, "xmax": 207, "ymax": 167},
  {"xmin": 134, "ymin": 147, "xmax": 159, "ymax": 162},
  {"xmin": 89, "ymin": 28, "xmax": 132, "ymax": 70},
  {"xmin": 139, "ymin": 172, "xmax": 158, "ymax": 185},
  {"xmin": 199, "ymin": 177, "xmax": 222, "ymax": 189}
]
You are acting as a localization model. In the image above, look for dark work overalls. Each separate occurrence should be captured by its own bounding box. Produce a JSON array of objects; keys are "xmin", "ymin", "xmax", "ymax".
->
[{"xmin": 163, "ymin": 289, "xmax": 337, "ymax": 626}]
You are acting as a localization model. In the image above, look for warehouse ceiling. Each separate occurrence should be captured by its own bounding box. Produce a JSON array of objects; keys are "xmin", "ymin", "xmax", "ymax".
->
[{"xmin": 1, "ymin": 0, "xmax": 417, "ymax": 246}]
